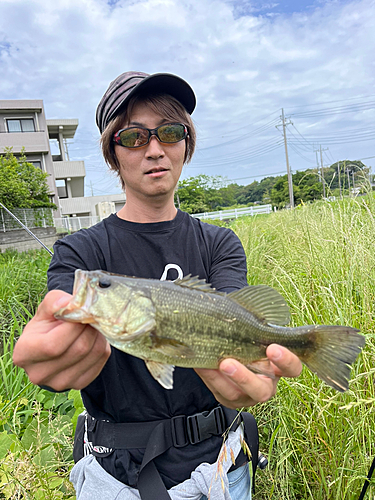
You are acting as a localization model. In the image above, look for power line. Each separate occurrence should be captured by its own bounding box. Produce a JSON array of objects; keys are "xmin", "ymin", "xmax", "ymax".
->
[
  {"xmin": 286, "ymin": 93, "xmax": 375, "ymax": 110},
  {"xmin": 198, "ymin": 109, "xmax": 281, "ymax": 142},
  {"xmin": 288, "ymin": 142, "xmax": 316, "ymax": 164},
  {"xmin": 198, "ymin": 170, "xmax": 289, "ymax": 184},
  {"xmin": 192, "ymin": 139, "xmax": 284, "ymax": 167},
  {"xmin": 198, "ymin": 117, "xmax": 280, "ymax": 150},
  {"xmin": 291, "ymin": 100, "xmax": 375, "ymax": 118}
]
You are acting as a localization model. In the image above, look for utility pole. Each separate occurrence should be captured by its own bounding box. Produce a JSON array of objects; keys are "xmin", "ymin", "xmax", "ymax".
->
[
  {"xmin": 338, "ymin": 161, "xmax": 342, "ymax": 198},
  {"xmin": 314, "ymin": 146, "xmax": 328, "ymax": 198},
  {"xmin": 319, "ymin": 146, "xmax": 327, "ymax": 199},
  {"xmin": 280, "ymin": 108, "xmax": 294, "ymax": 208},
  {"xmin": 345, "ymin": 160, "xmax": 351, "ymax": 194}
]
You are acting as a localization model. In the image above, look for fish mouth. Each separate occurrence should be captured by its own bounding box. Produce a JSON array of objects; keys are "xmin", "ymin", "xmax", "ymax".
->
[{"xmin": 55, "ymin": 270, "xmax": 97, "ymax": 324}]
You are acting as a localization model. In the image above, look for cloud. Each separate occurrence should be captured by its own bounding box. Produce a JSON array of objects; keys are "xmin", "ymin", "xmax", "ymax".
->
[{"xmin": 0, "ymin": 0, "xmax": 374, "ymax": 192}]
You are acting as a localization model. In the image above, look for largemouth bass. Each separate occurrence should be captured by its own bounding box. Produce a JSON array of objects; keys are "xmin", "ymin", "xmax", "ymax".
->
[{"xmin": 55, "ymin": 269, "xmax": 365, "ymax": 392}]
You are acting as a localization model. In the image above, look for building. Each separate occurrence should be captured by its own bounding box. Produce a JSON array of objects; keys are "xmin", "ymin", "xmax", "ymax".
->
[{"xmin": 0, "ymin": 99, "xmax": 125, "ymax": 223}]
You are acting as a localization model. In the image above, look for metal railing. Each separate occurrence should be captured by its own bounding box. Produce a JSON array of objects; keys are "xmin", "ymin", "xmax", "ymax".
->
[
  {"xmin": 54, "ymin": 216, "xmax": 100, "ymax": 233},
  {"xmin": 191, "ymin": 204, "xmax": 272, "ymax": 221},
  {"xmin": 0, "ymin": 207, "xmax": 54, "ymax": 232}
]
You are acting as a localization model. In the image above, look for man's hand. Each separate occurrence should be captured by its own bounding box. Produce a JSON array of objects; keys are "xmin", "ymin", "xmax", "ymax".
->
[
  {"xmin": 13, "ymin": 290, "xmax": 111, "ymax": 392},
  {"xmin": 195, "ymin": 345, "xmax": 302, "ymax": 408}
]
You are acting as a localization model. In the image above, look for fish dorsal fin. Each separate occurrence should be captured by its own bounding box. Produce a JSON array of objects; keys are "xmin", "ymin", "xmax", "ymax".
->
[
  {"xmin": 174, "ymin": 274, "xmax": 216, "ymax": 293},
  {"xmin": 228, "ymin": 285, "xmax": 291, "ymax": 326}
]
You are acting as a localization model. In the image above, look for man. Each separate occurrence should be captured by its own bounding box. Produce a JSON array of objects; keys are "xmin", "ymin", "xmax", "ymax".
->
[{"xmin": 13, "ymin": 71, "xmax": 301, "ymax": 500}]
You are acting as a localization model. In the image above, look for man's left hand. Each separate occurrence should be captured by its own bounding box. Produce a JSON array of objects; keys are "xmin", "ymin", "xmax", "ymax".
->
[{"xmin": 195, "ymin": 344, "xmax": 302, "ymax": 408}]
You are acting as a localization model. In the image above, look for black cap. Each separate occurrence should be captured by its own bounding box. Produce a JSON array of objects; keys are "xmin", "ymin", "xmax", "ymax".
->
[{"xmin": 96, "ymin": 71, "xmax": 196, "ymax": 134}]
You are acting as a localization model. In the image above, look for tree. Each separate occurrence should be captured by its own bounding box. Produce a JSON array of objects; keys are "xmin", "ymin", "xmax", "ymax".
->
[
  {"xmin": 270, "ymin": 170, "xmax": 323, "ymax": 208},
  {"xmin": 323, "ymin": 160, "xmax": 369, "ymax": 195},
  {"xmin": 0, "ymin": 148, "xmax": 56, "ymax": 209},
  {"xmin": 236, "ymin": 177, "xmax": 278, "ymax": 205},
  {"xmin": 293, "ymin": 170, "xmax": 323, "ymax": 204},
  {"xmin": 176, "ymin": 175, "xmax": 227, "ymax": 213},
  {"xmin": 270, "ymin": 175, "xmax": 289, "ymax": 208}
]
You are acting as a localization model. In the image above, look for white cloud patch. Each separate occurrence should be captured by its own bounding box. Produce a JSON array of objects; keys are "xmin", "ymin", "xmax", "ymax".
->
[{"xmin": 0, "ymin": 0, "xmax": 374, "ymax": 191}]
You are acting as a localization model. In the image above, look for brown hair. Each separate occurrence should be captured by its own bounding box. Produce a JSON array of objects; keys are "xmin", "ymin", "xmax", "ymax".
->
[{"xmin": 100, "ymin": 93, "xmax": 196, "ymax": 190}]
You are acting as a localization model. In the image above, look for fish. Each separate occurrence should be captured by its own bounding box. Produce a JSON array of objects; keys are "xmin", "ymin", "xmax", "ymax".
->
[{"xmin": 55, "ymin": 269, "xmax": 365, "ymax": 392}]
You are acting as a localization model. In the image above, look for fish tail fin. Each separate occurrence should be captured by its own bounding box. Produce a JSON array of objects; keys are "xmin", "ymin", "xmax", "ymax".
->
[{"xmin": 293, "ymin": 325, "xmax": 365, "ymax": 392}]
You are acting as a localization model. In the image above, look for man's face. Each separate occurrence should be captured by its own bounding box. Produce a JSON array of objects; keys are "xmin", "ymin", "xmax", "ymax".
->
[{"xmin": 114, "ymin": 101, "xmax": 186, "ymax": 204}]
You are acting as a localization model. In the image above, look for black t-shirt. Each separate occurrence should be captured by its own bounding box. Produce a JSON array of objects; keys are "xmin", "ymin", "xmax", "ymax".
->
[{"xmin": 47, "ymin": 210, "xmax": 248, "ymax": 488}]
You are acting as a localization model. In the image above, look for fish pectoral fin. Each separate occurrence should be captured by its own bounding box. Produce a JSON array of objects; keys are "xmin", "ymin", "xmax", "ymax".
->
[
  {"xmin": 145, "ymin": 361, "xmax": 175, "ymax": 390},
  {"xmin": 246, "ymin": 358, "xmax": 276, "ymax": 379},
  {"xmin": 151, "ymin": 338, "xmax": 195, "ymax": 359},
  {"xmin": 228, "ymin": 285, "xmax": 291, "ymax": 326}
]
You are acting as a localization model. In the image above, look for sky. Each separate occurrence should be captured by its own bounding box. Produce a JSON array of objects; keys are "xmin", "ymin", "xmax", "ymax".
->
[{"xmin": 1, "ymin": 0, "xmax": 375, "ymax": 196}]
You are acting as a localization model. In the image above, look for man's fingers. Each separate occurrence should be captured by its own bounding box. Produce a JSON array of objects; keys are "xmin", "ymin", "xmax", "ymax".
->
[
  {"xmin": 266, "ymin": 344, "xmax": 302, "ymax": 378},
  {"xmin": 219, "ymin": 359, "xmax": 278, "ymax": 404},
  {"xmin": 23, "ymin": 328, "xmax": 111, "ymax": 391},
  {"xmin": 36, "ymin": 335, "xmax": 111, "ymax": 391},
  {"xmin": 13, "ymin": 290, "xmax": 111, "ymax": 392},
  {"xmin": 14, "ymin": 320, "xmax": 89, "ymax": 365},
  {"xmin": 196, "ymin": 359, "xmax": 278, "ymax": 408},
  {"xmin": 35, "ymin": 290, "xmax": 72, "ymax": 321}
]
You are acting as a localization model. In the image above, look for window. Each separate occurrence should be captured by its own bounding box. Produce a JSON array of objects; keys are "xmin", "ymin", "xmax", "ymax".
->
[
  {"xmin": 29, "ymin": 161, "xmax": 42, "ymax": 169},
  {"xmin": 56, "ymin": 179, "xmax": 68, "ymax": 198},
  {"xmin": 6, "ymin": 118, "xmax": 35, "ymax": 132}
]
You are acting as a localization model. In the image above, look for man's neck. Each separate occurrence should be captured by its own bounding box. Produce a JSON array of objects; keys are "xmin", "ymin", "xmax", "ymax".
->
[{"xmin": 116, "ymin": 197, "xmax": 178, "ymax": 223}]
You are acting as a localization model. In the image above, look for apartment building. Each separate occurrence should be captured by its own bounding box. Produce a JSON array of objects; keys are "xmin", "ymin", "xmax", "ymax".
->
[{"xmin": 0, "ymin": 99, "xmax": 125, "ymax": 221}]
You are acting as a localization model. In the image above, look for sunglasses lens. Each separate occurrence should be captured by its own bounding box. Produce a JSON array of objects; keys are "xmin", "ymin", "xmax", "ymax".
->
[
  {"xmin": 118, "ymin": 128, "xmax": 149, "ymax": 147},
  {"xmin": 115, "ymin": 124, "xmax": 187, "ymax": 148},
  {"xmin": 158, "ymin": 124, "xmax": 186, "ymax": 143}
]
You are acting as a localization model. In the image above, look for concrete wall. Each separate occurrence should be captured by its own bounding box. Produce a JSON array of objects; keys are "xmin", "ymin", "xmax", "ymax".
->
[
  {"xmin": 0, "ymin": 227, "xmax": 60, "ymax": 253},
  {"xmin": 59, "ymin": 193, "xmax": 126, "ymax": 216}
]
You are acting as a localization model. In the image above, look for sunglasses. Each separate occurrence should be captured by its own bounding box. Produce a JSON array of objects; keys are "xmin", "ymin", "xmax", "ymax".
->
[{"xmin": 113, "ymin": 123, "xmax": 188, "ymax": 148}]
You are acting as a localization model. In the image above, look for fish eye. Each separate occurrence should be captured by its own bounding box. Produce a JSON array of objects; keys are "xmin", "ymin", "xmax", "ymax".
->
[{"xmin": 98, "ymin": 279, "xmax": 111, "ymax": 289}]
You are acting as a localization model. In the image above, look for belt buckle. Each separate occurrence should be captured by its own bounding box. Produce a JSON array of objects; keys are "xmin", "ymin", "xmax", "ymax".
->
[
  {"xmin": 171, "ymin": 415, "xmax": 189, "ymax": 448},
  {"xmin": 187, "ymin": 406, "xmax": 226, "ymax": 445}
]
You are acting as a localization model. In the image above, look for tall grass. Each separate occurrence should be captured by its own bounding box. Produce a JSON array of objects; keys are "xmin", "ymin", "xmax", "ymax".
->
[
  {"xmin": 1, "ymin": 199, "xmax": 375, "ymax": 499},
  {"xmin": 0, "ymin": 250, "xmax": 80, "ymax": 499},
  {"xmin": 232, "ymin": 196, "xmax": 375, "ymax": 499},
  {"xmin": 0, "ymin": 249, "xmax": 50, "ymax": 338}
]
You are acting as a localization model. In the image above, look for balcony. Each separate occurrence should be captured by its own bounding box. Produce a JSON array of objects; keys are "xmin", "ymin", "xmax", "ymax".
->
[
  {"xmin": 47, "ymin": 119, "xmax": 78, "ymax": 140},
  {"xmin": 53, "ymin": 160, "xmax": 86, "ymax": 179},
  {"xmin": 0, "ymin": 130, "xmax": 50, "ymax": 154}
]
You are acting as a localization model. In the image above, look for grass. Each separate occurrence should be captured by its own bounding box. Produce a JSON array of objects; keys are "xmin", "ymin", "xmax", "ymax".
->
[
  {"xmin": 232, "ymin": 195, "xmax": 375, "ymax": 499},
  {"xmin": 0, "ymin": 250, "xmax": 81, "ymax": 499},
  {"xmin": 0, "ymin": 249, "xmax": 50, "ymax": 338},
  {"xmin": 1, "ymin": 197, "xmax": 375, "ymax": 499}
]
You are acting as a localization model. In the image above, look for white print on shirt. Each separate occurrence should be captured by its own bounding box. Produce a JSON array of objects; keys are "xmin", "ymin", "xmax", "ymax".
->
[{"xmin": 160, "ymin": 264, "xmax": 184, "ymax": 282}]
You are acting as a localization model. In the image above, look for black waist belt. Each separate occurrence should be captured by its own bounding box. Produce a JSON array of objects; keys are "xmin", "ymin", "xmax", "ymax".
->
[{"xmin": 82, "ymin": 406, "xmax": 258, "ymax": 500}]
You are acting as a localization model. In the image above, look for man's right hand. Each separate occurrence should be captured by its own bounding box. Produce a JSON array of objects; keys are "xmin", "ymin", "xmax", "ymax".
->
[{"xmin": 13, "ymin": 290, "xmax": 111, "ymax": 392}]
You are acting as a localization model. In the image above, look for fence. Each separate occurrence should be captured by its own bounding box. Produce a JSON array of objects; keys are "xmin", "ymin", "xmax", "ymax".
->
[
  {"xmin": 0, "ymin": 207, "xmax": 54, "ymax": 232},
  {"xmin": 191, "ymin": 204, "xmax": 272, "ymax": 221},
  {"xmin": 54, "ymin": 216, "xmax": 100, "ymax": 234}
]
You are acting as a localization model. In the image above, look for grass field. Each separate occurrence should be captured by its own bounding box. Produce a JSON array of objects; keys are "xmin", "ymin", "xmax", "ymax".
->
[
  {"xmin": 0, "ymin": 196, "xmax": 374, "ymax": 499},
  {"xmin": 232, "ymin": 196, "xmax": 375, "ymax": 499}
]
